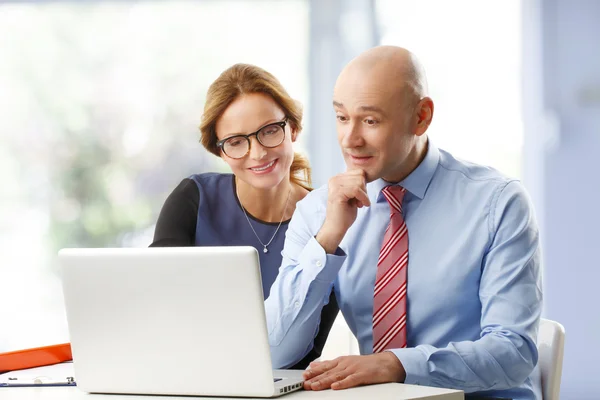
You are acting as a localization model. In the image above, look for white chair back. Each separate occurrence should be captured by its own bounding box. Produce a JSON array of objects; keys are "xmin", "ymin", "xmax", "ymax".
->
[{"xmin": 538, "ymin": 318, "xmax": 565, "ymax": 400}]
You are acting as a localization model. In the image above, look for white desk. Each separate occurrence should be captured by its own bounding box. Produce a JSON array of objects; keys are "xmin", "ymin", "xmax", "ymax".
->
[
  {"xmin": 1, "ymin": 363, "xmax": 463, "ymax": 400},
  {"xmin": 1, "ymin": 384, "xmax": 463, "ymax": 399}
]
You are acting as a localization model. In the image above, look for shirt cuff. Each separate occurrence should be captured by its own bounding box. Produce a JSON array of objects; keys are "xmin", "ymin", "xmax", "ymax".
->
[
  {"xmin": 298, "ymin": 236, "xmax": 346, "ymax": 283},
  {"xmin": 389, "ymin": 347, "xmax": 430, "ymax": 386}
]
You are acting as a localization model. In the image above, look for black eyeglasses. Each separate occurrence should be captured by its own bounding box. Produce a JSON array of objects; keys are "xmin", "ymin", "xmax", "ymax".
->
[{"xmin": 216, "ymin": 118, "xmax": 288, "ymax": 159}]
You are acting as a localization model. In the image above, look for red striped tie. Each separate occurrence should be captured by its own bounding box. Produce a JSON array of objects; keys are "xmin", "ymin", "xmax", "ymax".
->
[{"xmin": 373, "ymin": 185, "xmax": 408, "ymax": 353}]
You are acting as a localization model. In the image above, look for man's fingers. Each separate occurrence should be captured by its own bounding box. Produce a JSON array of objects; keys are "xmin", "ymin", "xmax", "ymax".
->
[
  {"xmin": 312, "ymin": 366, "xmax": 344, "ymax": 382},
  {"xmin": 334, "ymin": 170, "xmax": 366, "ymax": 189},
  {"xmin": 346, "ymin": 168, "xmax": 367, "ymax": 185},
  {"xmin": 303, "ymin": 358, "xmax": 348, "ymax": 390},
  {"xmin": 304, "ymin": 359, "xmax": 336, "ymax": 380},
  {"xmin": 335, "ymin": 172, "xmax": 369, "ymax": 207},
  {"xmin": 354, "ymin": 187, "xmax": 370, "ymax": 207},
  {"xmin": 331, "ymin": 372, "xmax": 363, "ymax": 390},
  {"xmin": 345, "ymin": 186, "xmax": 370, "ymax": 207},
  {"xmin": 305, "ymin": 361, "xmax": 323, "ymax": 378},
  {"xmin": 349, "ymin": 168, "xmax": 367, "ymax": 189},
  {"xmin": 307, "ymin": 370, "xmax": 348, "ymax": 391}
]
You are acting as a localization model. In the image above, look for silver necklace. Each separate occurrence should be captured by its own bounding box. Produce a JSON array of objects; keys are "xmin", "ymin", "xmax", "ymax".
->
[{"xmin": 237, "ymin": 186, "xmax": 292, "ymax": 254}]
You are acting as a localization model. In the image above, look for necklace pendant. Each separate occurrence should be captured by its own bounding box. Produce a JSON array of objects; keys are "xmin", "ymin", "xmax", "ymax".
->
[{"xmin": 263, "ymin": 246, "xmax": 268, "ymax": 254}]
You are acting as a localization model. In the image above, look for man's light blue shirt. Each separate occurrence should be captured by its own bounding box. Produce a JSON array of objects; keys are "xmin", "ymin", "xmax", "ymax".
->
[{"xmin": 266, "ymin": 142, "xmax": 543, "ymax": 400}]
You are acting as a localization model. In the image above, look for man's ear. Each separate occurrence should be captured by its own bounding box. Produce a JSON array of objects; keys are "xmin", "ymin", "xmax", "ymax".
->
[{"xmin": 415, "ymin": 97, "xmax": 434, "ymax": 136}]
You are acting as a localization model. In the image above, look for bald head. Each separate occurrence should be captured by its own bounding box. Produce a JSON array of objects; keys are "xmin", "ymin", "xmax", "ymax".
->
[
  {"xmin": 333, "ymin": 46, "xmax": 434, "ymax": 183},
  {"xmin": 336, "ymin": 46, "xmax": 428, "ymax": 103}
]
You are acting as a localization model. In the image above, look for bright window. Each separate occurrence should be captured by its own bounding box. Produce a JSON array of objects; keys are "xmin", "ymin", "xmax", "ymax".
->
[
  {"xmin": 0, "ymin": 0, "xmax": 308, "ymax": 352},
  {"xmin": 377, "ymin": 0, "xmax": 523, "ymax": 178}
]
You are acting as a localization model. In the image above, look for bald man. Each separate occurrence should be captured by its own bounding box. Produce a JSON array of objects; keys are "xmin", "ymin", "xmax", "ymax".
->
[{"xmin": 265, "ymin": 46, "xmax": 542, "ymax": 400}]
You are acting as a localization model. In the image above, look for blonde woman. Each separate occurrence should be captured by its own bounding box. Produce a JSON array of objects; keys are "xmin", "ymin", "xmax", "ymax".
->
[{"xmin": 151, "ymin": 64, "xmax": 338, "ymax": 369}]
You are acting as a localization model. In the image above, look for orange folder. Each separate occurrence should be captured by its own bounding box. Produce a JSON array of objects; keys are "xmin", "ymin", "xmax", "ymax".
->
[{"xmin": 0, "ymin": 343, "xmax": 72, "ymax": 373}]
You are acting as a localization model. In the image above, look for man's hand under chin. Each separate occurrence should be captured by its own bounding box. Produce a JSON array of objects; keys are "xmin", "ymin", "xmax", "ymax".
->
[{"xmin": 302, "ymin": 352, "xmax": 406, "ymax": 391}]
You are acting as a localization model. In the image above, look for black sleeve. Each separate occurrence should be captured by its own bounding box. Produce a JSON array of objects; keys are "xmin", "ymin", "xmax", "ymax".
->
[
  {"xmin": 150, "ymin": 178, "xmax": 199, "ymax": 247},
  {"xmin": 289, "ymin": 290, "xmax": 340, "ymax": 370}
]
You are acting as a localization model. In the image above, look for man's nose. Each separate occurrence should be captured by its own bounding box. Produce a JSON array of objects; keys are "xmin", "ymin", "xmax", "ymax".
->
[{"xmin": 340, "ymin": 122, "xmax": 363, "ymax": 148}]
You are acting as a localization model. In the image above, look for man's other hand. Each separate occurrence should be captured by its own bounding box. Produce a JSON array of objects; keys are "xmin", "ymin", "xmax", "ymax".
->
[{"xmin": 302, "ymin": 352, "xmax": 406, "ymax": 391}]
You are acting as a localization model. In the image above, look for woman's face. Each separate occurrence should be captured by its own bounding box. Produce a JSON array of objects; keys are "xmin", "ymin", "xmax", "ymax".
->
[{"xmin": 215, "ymin": 93, "xmax": 296, "ymax": 191}]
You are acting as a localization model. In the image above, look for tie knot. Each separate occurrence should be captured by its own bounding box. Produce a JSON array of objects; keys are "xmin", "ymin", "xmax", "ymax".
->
[{"xmin": 382, "ymin": 185, "xmax": 406, "ymax": 214}]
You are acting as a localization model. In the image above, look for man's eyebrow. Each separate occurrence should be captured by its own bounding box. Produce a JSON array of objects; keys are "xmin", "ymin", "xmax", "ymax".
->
[
  {"xmin": 333, "ymin": 101, "xmax": 384, "ymax": 114},
  {"xmin": 357, "ymin": 105, "xmax": 384, "ymax": 114}
]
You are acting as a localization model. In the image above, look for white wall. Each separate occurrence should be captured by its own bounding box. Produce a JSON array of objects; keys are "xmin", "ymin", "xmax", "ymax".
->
[{"xmin": 522, "ymin": 1, "xmax": 600, "ymax": 398}]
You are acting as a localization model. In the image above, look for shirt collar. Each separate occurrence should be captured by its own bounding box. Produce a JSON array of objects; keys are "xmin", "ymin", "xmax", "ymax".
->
[{"xmin": 369, "ymin": 140, "xmax": 440, "ymax": 202}]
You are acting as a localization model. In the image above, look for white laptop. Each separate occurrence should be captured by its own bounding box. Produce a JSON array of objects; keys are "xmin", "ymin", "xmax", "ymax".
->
[{"xmin": 59, "ymin": 246, "xmax": 304, "ymax": 397}]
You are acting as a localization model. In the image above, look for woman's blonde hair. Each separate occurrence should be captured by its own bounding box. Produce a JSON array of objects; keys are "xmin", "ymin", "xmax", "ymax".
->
[{"xmin": 199, "ymin": 63, "xmax": 311, "ymax": 190}]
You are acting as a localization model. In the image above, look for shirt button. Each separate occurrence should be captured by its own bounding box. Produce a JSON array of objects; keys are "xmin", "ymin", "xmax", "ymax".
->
[
  {"xmin": 294, "ymin": 302, "xmax": 301, "ymax": 309},
  {"xmin": 316, "ymin": 260, "xmax": 323, "ymax": 267}
]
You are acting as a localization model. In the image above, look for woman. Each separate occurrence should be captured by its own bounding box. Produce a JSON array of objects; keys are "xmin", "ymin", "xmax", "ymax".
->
[{"xmin": 151, "ymin": 64, "xmax": 338, "ymax": 369}]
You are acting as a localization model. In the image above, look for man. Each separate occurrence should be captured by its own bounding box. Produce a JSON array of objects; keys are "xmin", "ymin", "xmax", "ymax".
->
[{"xmin": 265, "ymin": 46, "xmax": 542, "ymax": 399}]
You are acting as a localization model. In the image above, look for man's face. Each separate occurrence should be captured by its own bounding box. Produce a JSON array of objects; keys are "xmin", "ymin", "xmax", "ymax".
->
[{"xmin": 333, "ymin": 75, "xmax": 416, "ymax": 183}]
